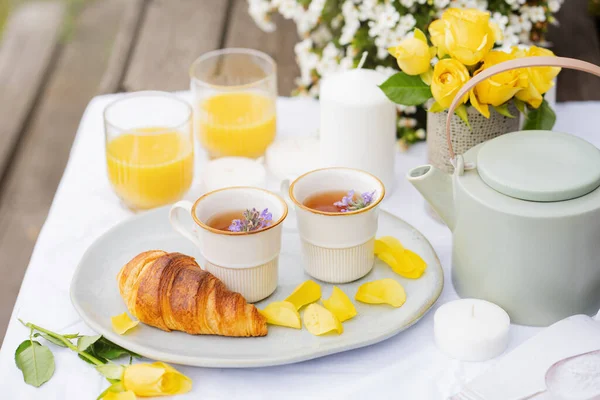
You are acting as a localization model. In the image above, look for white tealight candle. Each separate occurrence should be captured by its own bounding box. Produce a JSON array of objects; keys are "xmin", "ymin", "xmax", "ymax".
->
[
  {"xmin": 201, "ymin": 157, "xmax": 267, "ymax": 192},
  {"xmin": 319, "ymin": 68, "xmax": 396, "ymax": 193},
  {"xmin": 265, "ymin": 137, "xmax": 320, "ymax": 181},
  {"xmin": 434, "ymin": 299, "xmax": 510, "ymax": 362}
]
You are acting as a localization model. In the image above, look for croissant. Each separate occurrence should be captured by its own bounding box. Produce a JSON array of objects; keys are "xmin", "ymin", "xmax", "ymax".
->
[{"xmin": 117, "ymin": 250, "xmax": 267, "ymax": 337}]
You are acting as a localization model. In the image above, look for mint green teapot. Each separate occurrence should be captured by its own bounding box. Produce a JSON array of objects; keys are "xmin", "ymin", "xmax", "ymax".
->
[{"xmin": 408, "ymin": 57, "xmax": 600, "ymax": 326}]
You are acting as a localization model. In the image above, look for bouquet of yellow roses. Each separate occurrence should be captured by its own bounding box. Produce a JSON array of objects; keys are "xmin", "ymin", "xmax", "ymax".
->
[{"xmin": 380, "ymin": 8, "xmax": 561, "ymax": 131}]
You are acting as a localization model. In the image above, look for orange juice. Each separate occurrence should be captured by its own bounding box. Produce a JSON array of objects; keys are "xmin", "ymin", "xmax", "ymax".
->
[
  {"xmin": 106, "ymin": 128, "xmax": 194, "ymax": 210},
  {"xmin": 199, "ymin": 92, "xmax": 276, "ymax": 158}
]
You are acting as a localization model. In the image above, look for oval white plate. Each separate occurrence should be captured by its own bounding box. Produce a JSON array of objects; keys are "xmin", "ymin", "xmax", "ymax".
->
[{"xmin": 70, "ymin": 207, "xmax": 443, "ymax": 368}]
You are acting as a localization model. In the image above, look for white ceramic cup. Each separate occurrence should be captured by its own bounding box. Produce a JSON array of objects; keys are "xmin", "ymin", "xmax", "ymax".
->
[
  {"xmin": 169, "ymin": 187, "xmax": 288, "ymax": 303},
  {"xmin": 288, "ymin": 167, "xmax": 385, "ymax": 283}
]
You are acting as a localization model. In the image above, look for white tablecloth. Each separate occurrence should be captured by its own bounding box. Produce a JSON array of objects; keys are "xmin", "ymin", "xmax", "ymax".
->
[{"xmin": 0, "ymin": 95, "xmax": 599, "ymax": 400}]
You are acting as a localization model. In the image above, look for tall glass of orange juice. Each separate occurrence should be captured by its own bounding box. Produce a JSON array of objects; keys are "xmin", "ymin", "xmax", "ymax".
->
[
  {"xmin": 190, "ymin": 48, "xmax": 277, "ymax": 159},
  {"xmin": 104, "ymin": 92, "xmax": 194, "ymax": 211}
]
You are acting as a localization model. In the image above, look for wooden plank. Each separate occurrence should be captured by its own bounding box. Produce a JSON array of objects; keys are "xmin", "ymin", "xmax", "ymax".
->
[
  {"xmin": 0, "ymin": 0, "xmax": 140, "ymax": 344},
  {"xmin": 548, "ymin": 0, "xmax": 600, "ymax": 101},
  {"xmin": 224, "ymin": 0, "xmax": 299, "ymax": 95},
  {"xmin": 123, "ymin": 0, "xmax": 230, "ymax": 92},
  {"xmin": 0, "ymin": 2, "xmax": 65, "ymax": 183},
  {"xmin": 98, "ymin": 0, "xmax": 146, "ymax": 94}
]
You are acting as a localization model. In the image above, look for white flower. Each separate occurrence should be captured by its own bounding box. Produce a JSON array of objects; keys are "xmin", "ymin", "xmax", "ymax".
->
[
  {"xmin": 521, "ymin": 6, "xmax": 546, "ymax": 23},
  {"xmin": 434, "ymin": 0, "xmax": 451, "ymax": 7},
  {"xmin": 249, "ymin": 0, "xmax": 563, "ymax": 101},
  {"xmin": 248, "ymin": 0, "xmax": 275, "ymax": 32},
  {"xmin": 548, "ymin": 0, "xmax": 562, "ymax": 13}
]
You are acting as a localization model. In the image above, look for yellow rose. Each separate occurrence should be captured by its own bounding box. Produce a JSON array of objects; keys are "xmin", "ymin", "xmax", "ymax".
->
[
  {"xmin": 442, "ymin": 8, "xmax": 501, "ymax": 66},
  {"xmin": 431, "ymin": 59, "xmax": 470, "ymax": 109},
  {"xmin": 470, "ymin": 51, "xmax": 529, "ymax": 118},
  {"xmin": 123, "ymin": 362, "xmax": 192, "ymax": 397},
  {"xmin": 388, "ymin": 29, "xmax": 436, "ymax": 76},
  {"xmin": 513, "ymin": 46, "xmax": 561, "ymax": 108},
  {"xmin": 428, "ymin": 19, "xmax": 448, "ymax": 58}
]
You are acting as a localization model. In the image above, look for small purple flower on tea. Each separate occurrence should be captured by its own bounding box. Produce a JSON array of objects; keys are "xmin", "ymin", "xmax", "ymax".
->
[
  {"xmin": 228, "ymin": 208, "xmax": 273, "ymax": 232},
  {"xmin": 333, "ymin": 190, "xmax": 376, "ymax": 212}
]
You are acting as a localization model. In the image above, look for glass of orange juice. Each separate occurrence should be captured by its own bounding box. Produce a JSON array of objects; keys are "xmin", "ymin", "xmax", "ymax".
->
[
  {"xmin": 190, "ymin": 48, "xmax": 277, "ymax": 159},
  {"xmin": 104, "ymin": 91, "xmax": 194, "ymax": 211}
]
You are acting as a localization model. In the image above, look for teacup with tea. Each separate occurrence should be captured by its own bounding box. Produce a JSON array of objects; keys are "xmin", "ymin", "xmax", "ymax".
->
[
  {"xmin": 289, "ymin": 167, "xmax": 385, "ymax": 283},
  {"xmin": 169, "ymin": 187, "xmax": 288, "ymax": 302}
]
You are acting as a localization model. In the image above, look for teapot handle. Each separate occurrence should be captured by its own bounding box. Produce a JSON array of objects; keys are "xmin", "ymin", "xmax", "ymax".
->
[{"xmin": 446, "ymin": 56, "xmax": 600, "ymax": 164}]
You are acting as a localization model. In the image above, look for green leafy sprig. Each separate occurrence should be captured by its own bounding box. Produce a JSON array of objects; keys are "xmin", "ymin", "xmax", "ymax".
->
[{"xmin": 15, "ymin": 320, "xmax": 139, "ymax": 390}]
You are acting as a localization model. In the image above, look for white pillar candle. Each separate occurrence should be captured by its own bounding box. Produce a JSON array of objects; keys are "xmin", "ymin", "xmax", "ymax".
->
[
  {"xmin": 265, "ymin": 137, "xmax": 320, "ymax": 181},
  {"xmin": 319, "ymin": 68, "xmax": 397, "ymax": 193},
  {"xmin": 201, "ymin": 157, "xmax": 267, "ymax": 192},
  {"xmin": 434, "ymin": 299, "xmax": 510, "ymax": 362}
]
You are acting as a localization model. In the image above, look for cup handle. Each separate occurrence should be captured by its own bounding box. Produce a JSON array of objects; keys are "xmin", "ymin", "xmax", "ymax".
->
[
  {"xmin": 169, "ymin": 200, "xmax": 203, "ymax": 249},
  {"xmin": 280, "ymin": 179, "xmax": 296, "ymax": 213}
]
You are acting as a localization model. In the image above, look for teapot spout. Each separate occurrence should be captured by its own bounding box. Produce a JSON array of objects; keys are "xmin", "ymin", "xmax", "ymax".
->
[{"xmin": 407, "ymin": 165, "xmax": 455, "ymax": 229}]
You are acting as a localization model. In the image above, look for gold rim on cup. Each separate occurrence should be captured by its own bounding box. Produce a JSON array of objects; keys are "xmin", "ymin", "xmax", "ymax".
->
[
  {"xmin": 288, "ymin": 167, "xmax": 386, "ymax": 217},
  {"xmin": 190, "ymin": 186, "xmax": 288, "ymax": 236}
]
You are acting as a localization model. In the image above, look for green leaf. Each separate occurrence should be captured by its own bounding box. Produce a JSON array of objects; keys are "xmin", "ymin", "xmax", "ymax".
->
[
  {"xmin": 455, "ymin": 105, "xmax": 471, "ymax": 129},
  {"xmin": 96, "ymin": 364, "xmax": 125, "ymax": 380},
  {"xmin": 428, "ymin": 101, "xmax": 445, "ymax": 113},
  {"xmin": 63, "ymin": 333, "xmax": 81, "ymax": 339},
  {"xmin": 15, "ymin": 340, "xmax": 55, "ymax": 387},
  {"xmin": 493, "ymin": 103, "xmax": 516, "ymax": 118},
  {"xmin": 77, "ymin": 335, "xmax": 102, "ymax": 352},
  {"xmin": 523, "ymin": 99, "xmax": 556, "ymax": 130},
  {"xmin": 93, "ymin": 338, "xmax": 140, "ymax": 360},
  {"xmin": 513, "ymin": 98, "xmax": 527, "ymax": 114},
  {"xmin": 379, "ymin": 72, "xmax": 432, "ymax": 106},
  {"xmin": 34, "ymin": 333, "xmax": 67, "ymax": 348}
]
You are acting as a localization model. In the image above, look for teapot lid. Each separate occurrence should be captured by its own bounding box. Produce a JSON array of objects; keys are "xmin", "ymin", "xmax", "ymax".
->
[{"xmin": 476, "ymin": 131, "xmax": 600, "ymax": 202}]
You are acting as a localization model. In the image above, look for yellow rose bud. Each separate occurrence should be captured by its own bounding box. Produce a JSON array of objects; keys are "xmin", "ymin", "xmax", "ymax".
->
[
  {"xmin": 442, "ymin": 8, "xmax": 498, "ymax": 66},
  {"xmin": 512, "ymin": 46, "xmax": 561, "ymax": 108},
  {"xmin": 431, "ymin": 59, "xmax": 470, "ymax": 109},
  {"xmin": 474, "ymin": 51, "xmax": 528, "ymax": 108},
  {"xmin": 388, "ymin": 29, "xmax": 435, "ymax": 76},
  {"xmin": 123, "ymin": 362, "xmax": 192, "ymax": 397},
  {"xmin": 428, "ymin": 19, "xmax": 448, "ymax": 58},
  {"xmin": 102, "ymin": 391, "xmax": 136, "ymax": 400}
]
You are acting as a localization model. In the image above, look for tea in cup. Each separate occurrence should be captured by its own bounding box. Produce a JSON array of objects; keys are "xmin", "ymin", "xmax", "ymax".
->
[
  {"xmin": 169, "ymin": 187, "xmax": 288, "ymax": 302},
  {"xmin": 288, "ymin": 168, "xmax": 385, "ymax": 283}
]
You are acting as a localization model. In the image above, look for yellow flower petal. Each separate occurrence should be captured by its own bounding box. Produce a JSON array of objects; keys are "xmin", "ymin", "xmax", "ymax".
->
[
  {"xmin": 413, "ymin": 28, "xmax": 428, "ymax": 43},
  {"xmin": 260, "ymin": 301, "xmax": 301, "ymax": 329},
  {"xmin": 111, "ymin": 313, "xmax": 139, "ymax": 335},
  {"xmin": 285, "ymin": 280, "xmax": 321, "ymax": 310},
  {"xmin": 375, "ymin": 236, "xmax": 405, "ymax": 255},
  {"xmin": 102, "ymin": 391, "xmax": 136, "ymax": 400},
  {"xmin": 303, "ymin": 303, "xmax": 343, "ymax": 335},
  {"xmin": 123, "ymin": 362, "xmax": 192, "ymax": 397},
  {"xmin": 322, "ymin": 286, "xmax": 357, "ymax": 322},
  {"xmin": 470, "ymin": 89, "xmax": 490, "ymax": 119},
  {"xmin": 375, "ymin": 236, "xmax": 427, "ymax": 279},
  {"xmin": 355, "ymin": 279, "xmax": 407, "ymax": 308}
]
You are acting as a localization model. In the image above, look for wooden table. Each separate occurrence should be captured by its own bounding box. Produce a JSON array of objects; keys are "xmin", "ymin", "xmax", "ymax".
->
[{"xmin": 0, "ymin": 0, "xmax": 598, "ymax": 344}]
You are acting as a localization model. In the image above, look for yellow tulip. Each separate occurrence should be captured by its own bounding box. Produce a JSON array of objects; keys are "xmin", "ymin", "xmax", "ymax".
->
[
  {"xmin": 512, "ymin": 46, "xmax": 561, "ymax": 108},
  {"xmin": 123, "ymin": 362, "xmax": 192, "ymax": 397},
  {"xmin": 388, "ymin": 29, "xmax": 436, "ymax": 76},
  {"xmin": 470, "ymin": 51, "xmax": 529, "ymax": 118},
  {"xmin": 428, "ymin": 19, "xmax": 448, "ymax": 58},
  {"xmin": 431, "ymin": 59, "xmax": 470, "ymax": 109},
  {"xmin": 102, "ymin": 391, "xmax": 136, "ymax": 400},
  {"xmin": 442, "ymin": 8, "xmax": 500, "ymax": 66}
]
